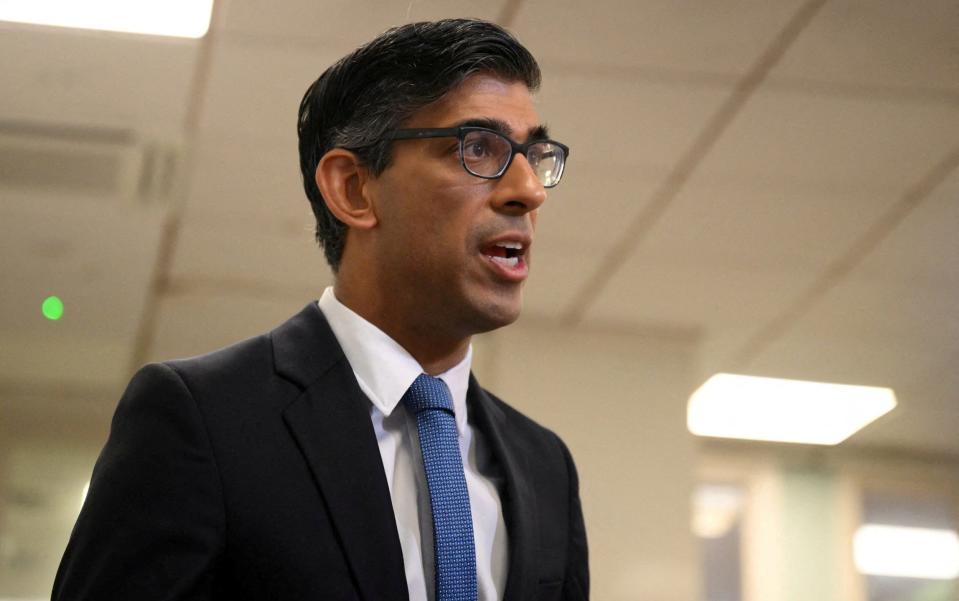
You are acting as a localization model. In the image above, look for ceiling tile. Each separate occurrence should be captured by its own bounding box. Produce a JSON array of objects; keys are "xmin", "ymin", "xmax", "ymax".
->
[
  {"xmin": 531, "ymin": 71, "xmax": 733, "ymax": 261},
  {"xmin": 736, "ymin": 333, "xmax": 947, "ymax": 420},
  {"xmin": 576, "ymin": 170, "xmax": 901, "ymax": 335},
  {"xmin": 184, "ymin": 131, "xmax": 307, "ymax": 224},
  {"xmin": 696, "ymin": 89, "xmax": 959, "ymax": 192},
  {"xmin": 585, "ymin": 250, "xmax": 808, "ymax": 336},
  {"xmin": 198, "ymin": 36, "xmax": 335, "ymax": 138},
  {"xmin": 169, "ymin": 214, "xmax": 331, "ymax": 297},
  {"xmin": 737, "ymin": 168, "xmax": 958, "ymax": 378},
  {"xmin": 219, "ymin": 0, "xmax": 506, "ymax": 44},
  {"xmin": 771, "ymin": 0, "xmax": 959, "ymax": 93},
  {"xmin": 750, "ymin": 277, "xmax": 957, "ymax": 372},
  {"xmin": 859, "ymin": 356, "xmax": 959, "ymax": 454},
  {"xmin": 537, "ymin": 71, "xmax": 733, "ymax": 172},
  {"xmin": 538, "ymin": 161, "xmax": 670, "ymax": 244},
  {"xmin": 739, "ymin": 215, "xmax": 959, "ymax": 456},
  {"xmin": 204, "ymin": 2, "xmax": 513, "ymax": 140},
  {"xmin": 852, "ymin": 168, "xmax": 959, "ymax": 291},
  {"xmin": 579, "ymin": 160, "xmax": 957, "ymax": 397},
  {"xmin": 526, "ymin": 162, "xmax": 688, "ymax": 320},
  {"xmin": 633, "ymin": 174, "xmax": 902, "ymax": 273},
  {"xmin": 513, "ymin": 0, "xmax": 807, "ymax": 75},
  {"xmin": 0, "ymin": 23, "xmax": 198, "ymax": 132},
  {"xmin": 745, "ymin": 330, "xmax": 957, "ymax": 456}
]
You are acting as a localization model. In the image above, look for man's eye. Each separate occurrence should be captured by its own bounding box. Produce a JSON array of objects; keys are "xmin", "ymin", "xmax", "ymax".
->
[{"xmin": 463, "ymin": 141, "xmax": 490, "ymax": 159}]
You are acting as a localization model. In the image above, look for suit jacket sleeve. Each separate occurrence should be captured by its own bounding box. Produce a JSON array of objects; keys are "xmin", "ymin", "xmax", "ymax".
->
[
  {"xmin": 52, "ymin": 363, "xmax": 225, "ymax": 601},
  {"xmin": 560, "ymin": 436, "xmax": 589, "ymax": 600}
]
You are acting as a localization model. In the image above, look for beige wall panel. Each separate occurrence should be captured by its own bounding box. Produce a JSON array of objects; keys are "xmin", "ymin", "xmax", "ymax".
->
[{"xmin": 474, "ymin": 321, "xmax": 699, "ymax": 601}]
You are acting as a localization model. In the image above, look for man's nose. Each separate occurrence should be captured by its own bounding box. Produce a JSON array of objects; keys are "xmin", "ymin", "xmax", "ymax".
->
[{"xmin": 491, "ymin": 154, "xmax": 547, "ymax": 214}]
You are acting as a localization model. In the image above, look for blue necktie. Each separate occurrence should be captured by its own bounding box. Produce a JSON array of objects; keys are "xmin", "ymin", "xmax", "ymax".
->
[{"xmin": 402, "ymin": 374, "xmax": 477, "ymax": 601}]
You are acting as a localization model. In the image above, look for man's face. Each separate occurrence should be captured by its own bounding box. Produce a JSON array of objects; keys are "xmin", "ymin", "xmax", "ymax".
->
[{"xmin": 365, "ymin": 74, "xmax": 548, "ymax": 340}]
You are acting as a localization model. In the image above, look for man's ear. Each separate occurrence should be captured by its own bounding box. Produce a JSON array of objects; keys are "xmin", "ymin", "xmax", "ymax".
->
[{"xmin": 314, "ymin": 148, "xmax": 378, "ymax": 230}]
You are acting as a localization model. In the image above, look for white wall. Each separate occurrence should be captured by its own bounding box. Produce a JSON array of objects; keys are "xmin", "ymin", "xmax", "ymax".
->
[{"xmin": 474, "ymin": 319, "xmax": 701, "ymax": 601}]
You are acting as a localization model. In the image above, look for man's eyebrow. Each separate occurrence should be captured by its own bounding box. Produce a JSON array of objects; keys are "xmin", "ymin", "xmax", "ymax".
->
[
  {"xmin": 453, "ymin": 118, "xmax": 511, "ymax": 134},
  {"xmin": 452, "ymin": 118, "xmax": 551, "ymax": 141},
  {"xmin": 527, "ymin": 124, "xmax": 550, "ymax": 141}
]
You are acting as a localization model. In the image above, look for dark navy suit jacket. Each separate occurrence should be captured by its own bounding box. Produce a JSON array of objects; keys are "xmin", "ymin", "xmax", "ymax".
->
[{"xmin": 53, "ymin": 302, "xmax": 588, "ymax": 600}]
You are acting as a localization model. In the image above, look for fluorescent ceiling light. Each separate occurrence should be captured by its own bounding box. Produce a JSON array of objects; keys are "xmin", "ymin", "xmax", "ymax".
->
[
  {"xmin": 0, "ymin": 0, "xmax": 213, "ymax": 39},
  {"xmin": 687, "ymin": 373, "xmax": 896, "ymax": 445},
  {"xmin": 855, "ymin": 524, "xmax": 959, "ymax": 580}
]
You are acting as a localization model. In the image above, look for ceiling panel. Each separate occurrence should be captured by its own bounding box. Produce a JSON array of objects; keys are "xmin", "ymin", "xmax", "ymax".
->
[
  {"xmin": 576, "ymin": 168, "xmax": 902, "ymax": 339},
  {"xmin": 744, "ymin": 330, "xmax": 958, "ymax": 456},
  {"xmin": 617, "ymin": 173, "xmax": 903, "ymax": 276},
  {"xmin": 850, "ymin": 167, "xmax": 959, "ymax": 291},
  {"xmin": 747, "ymin": 277, "xmax": 957, "ymax": 376},
  {"xmin": 219, "ymin": 0, "xmax": 506, "ymax": 43},
  {"xmin": 771, "ymin": 0, "xmax": 959, "ymax": 93},
  {"xmin": 0, "ymin": 23, "xmax": 198, "ymax": 132},
  {"xmin": 513, "ymin": 0, "xmax": 807, "ymax": 75},
  {"xmin": 168, "ymin": 213, "xmax": 330, "ymax": 297},
  {"xmin": 860, "ymin": 355, "xmax": 959, "ymax": 454},
  {"xmin": 537, "ymin": 71, "xmax": 733, "ymax": 174},
  {"xmin": 740, "ymin": 171, "xmax": 959, "ymax": 454},
  {"xmin": 198, "ymin": 36, "xmax": 335, "ymax": 138},
  {"xmin": 533, "ymin": 161, "xmax": 666, "ymax": 248},
  {"xmin": 524, "ymin": 162, "xmax": 703, "ymax": 319},
  {"xmin": 744, "ymin": 169, "xmax": 959, "ymax": 378},
  {"xmin": 531, "ymin": 69, "xmax": 734, "ymax": 291},
  {"xmin": 202, "ymin": 0, "xmax": 516, "ymax": 138},
  {"xmin": 695, "ymin": 89, "xmax": 959, "ymax": 193},
  {"xmin": 184, "ymin": 132, "xmax": 306, "ymax": 224},
  {"xmin": 584, "ymin": 248, "xmax": 808, "ymax": 336}
]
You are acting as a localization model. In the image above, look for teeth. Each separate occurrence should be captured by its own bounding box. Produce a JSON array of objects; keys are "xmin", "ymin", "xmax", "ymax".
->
[
  {"xmin": 495, "ymin": 241, "xmax": 523, "ymax": 250},
  {"xmin": 490, "ymin": 256, "xmax": 519, "ymax": 268}
]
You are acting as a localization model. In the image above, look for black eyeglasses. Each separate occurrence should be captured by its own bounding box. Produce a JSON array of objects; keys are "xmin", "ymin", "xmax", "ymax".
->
[{"xmin": 383, "ymin": 126, "xmax": 569, "ymax": 188}]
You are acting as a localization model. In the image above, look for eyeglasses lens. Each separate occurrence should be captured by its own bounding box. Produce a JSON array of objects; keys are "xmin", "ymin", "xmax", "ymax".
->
[
  {"xmin": 462, "ymin": 130, "xmax": 511, "ymax": 178},
  {"xmin": 528, "ymin": 142, "xmax": 564, "ymax": 188},
  {"xmin": 461, "ymin": 130, "xmax": 566, "ymax": 187}
]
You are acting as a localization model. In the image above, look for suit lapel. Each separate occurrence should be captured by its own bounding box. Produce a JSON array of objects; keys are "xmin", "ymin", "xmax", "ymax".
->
[
  {"xmin": 273, "ymin": 304, "xmax": 408, "ymax": 601},
  {"xmin": 467, "ymin": 376, "xmax": 537, "ymax": 601}
]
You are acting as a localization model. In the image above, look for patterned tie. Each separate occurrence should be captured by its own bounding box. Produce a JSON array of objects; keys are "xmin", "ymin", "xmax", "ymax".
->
[{"xmin": 402, "ymin": 374, "xmax": 477, "ymax": 601}]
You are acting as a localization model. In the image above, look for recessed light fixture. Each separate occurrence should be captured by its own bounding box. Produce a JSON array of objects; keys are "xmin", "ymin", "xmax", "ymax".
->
[
  {"xmin": 0, "ymin": 0, "xmax": 214, "ymax": 39},
  {"xmin": 687, "ymin": 373, "xmax": 896, "ymax": 445},
  {"xmin": 854, "ymin": 524, "xmax": 959, "ymax": 580}
]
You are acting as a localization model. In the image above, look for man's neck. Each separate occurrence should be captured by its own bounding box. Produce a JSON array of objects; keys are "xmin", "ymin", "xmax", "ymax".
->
[
  {"xmin": 331, "ymin": 283, "xmax": 470, "ymax": 376},
  {"xmin": 397, "ymin": 335, "xmax": 470, "ymax": 376}
]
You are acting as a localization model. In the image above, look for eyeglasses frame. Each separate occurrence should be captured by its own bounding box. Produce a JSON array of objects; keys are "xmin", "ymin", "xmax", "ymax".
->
[{"xmin": 383, "ymin": 126, "xmax": 570, "ymax": 188}]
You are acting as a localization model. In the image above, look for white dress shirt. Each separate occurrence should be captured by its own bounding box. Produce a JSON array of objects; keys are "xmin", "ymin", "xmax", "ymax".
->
[{"xmin": 318, "ymin": 287, "xmax": 508, "ymax": 601}]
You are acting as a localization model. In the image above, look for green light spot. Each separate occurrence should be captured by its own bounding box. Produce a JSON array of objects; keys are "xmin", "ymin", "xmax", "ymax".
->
[{"xmin": 42, "ymin": 296, "xmax": 64, "ymax": 321}]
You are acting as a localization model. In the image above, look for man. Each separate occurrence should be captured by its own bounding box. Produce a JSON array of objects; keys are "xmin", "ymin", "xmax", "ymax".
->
[{"xmin": 53, "ymin": 18, "xmax": 587, "ymax": 601}]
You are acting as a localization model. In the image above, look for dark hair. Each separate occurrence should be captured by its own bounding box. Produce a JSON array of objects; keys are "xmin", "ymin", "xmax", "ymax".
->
[{"xmin": 297, "ymin": 18, "xmax": 541, "ymax": 270}]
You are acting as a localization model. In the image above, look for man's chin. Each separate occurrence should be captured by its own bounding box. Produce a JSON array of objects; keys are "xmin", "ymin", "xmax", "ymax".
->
[{"xmin": 468, "ymin": 296, "xmax": 524, "ymax": 334}]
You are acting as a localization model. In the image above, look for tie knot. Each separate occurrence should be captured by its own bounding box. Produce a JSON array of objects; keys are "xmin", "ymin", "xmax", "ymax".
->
[{"xmin": 402, "ymin": 373, "xmax": 454, "ymax": 415}]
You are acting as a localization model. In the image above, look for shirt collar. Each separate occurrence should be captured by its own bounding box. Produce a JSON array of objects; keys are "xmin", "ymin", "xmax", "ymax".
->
[{"xmin": 317, "ymin": 287, "xmax": 472, "ymax": 435}]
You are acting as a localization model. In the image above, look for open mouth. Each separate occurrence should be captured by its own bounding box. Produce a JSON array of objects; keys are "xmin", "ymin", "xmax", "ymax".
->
[{"xmin": 481, "ymin": 241, "xmax": 526, "ymax": 268}]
